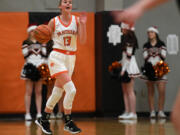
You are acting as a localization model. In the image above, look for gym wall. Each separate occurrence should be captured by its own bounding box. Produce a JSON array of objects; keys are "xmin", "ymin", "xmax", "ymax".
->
[
  {"xmin": 124, "ymin": 0, "xmax": 180, "ymax": 112},
  {"xmin": 0, "ymin": 12, "xmax": 95, "ymax": 113}
]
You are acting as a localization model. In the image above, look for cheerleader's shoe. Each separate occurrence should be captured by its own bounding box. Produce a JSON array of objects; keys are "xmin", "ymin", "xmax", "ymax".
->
[
  {"xmin": 50, "ymin": 113, "xmax": 56, "ymax": 119},
  {"xmin": 118, "ymin": 119, "xmax": 137, "ymax": 125},
  {"xmin": 36, "ymin": 113, "xmax": 42, "ymax": 119},
  {"xmin": 25, "ymin": 121, "xmax": 32, "ymax": 127},
  {"xmin": 158, "ymin": 111, "xmax": 166, "ymax": 118},
  {"xmin": 150, "ymin": 119, "xmax": 156, "ymax": 124},
  {"xmin": 25, "ymin": 113, "xmax": 32, "ymax": 121},
  {"xmin": 158, "ymin": 119, "xmax": 166, "ymax": 125},
  {"xmin": 118, "ymin": 112, "xmax": 129, "ymax": 119},
  {"xmin": 56, "ymin": 112, "xmax": 63, "ymax": 119},
  {"xmin": 150, "ymin": 111, "xmax": 156, "ymax": 118},
  {"xmin": 124, "ymin": 113, "xmax": 137, "ymax": 120}
]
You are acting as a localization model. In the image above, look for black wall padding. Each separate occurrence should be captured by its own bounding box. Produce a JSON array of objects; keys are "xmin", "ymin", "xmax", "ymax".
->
[{"xmin": 95, "ymin": 12, "xmax": 124, "ymax": 116}]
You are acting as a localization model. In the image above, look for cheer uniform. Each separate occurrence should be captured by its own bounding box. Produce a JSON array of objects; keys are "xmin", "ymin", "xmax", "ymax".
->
[
  {"xmin": 48, "ymin": 15, "xmax": 78, "ymax": 78},
  {"xmin": 120, "ymin": 33, "xmax": 140, "ymax": 78},
  {"xmin": 21, "ymin": 39, "xmax": 47, "ymax": 79},
  {"xmin": 142, "ymin": 40, "xmax": 167, "ymax": 82}
]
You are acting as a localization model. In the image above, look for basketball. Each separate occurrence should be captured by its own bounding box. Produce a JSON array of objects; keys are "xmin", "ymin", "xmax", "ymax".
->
[{"xmin": 34, "ymin": 24, "xmax": 52, "ymax": 43}]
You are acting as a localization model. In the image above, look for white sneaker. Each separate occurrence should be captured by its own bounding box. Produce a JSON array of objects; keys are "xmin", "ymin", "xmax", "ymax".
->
[
  {"xmin": 150, "ymin": 119, "xmax": 156, "ymax": 124},
  {"xmin": 25, "ymin": 121, "xmax": 32, "ymax": 127},
  {"xmin": 150, "ymin": 111, "xmax": 156, "ymax": 118},
  {"xmin": 119, "ymin": 119, "xmax": 137, "ymax": 125},
  {"xmin": 124, "ymin": 113, "xmax": 137, "ymax": 120},
  {"xmin": 158, "ymin": 111, "xmax": 166, "ymax": 118},
  {"xmin": 118, "ymin": 112, "xmax": 129, "ymax": 119},
  {"xmin": 158, "ymin": 119, "xmax": 166, "ymax": 124},
  {"xmin": 50, "ymin": 113, "xmax": 56, "ymax": 119},
  {"xmin": 25, "ymin": 113, "xmax": 32, "ymax": 121},
  {"xmin": 56, "ymin": 112, "xmax": 63, "ymax": 119},
  {"xmin": 36, "ymin": 113, "xmax": 42, "ymax": 119}
]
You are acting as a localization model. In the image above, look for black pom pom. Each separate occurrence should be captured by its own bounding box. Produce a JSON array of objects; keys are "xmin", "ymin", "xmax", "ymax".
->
[
  {"xmin": 23, "ymin": 63, "xmax": 41, "ymax": 81},
  {"xmin": 121, "ymin": 71, "xmax": 131, "ymax": 83},
  {"xmin": 141, "ymin": 62, "xmax": 157, "ymax": 81},
  {"xmin": 109, "ymin": 66, "xmax": 122, "ymax": 79},
  {"xmin": 109, "ymin": 67, "xmax": 131, "ymax": 83}
]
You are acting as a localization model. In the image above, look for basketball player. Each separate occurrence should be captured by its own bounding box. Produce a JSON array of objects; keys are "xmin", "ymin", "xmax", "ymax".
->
[{"xmin": 35, "ymin": 0, "xmax": 87, "ymax": 134}]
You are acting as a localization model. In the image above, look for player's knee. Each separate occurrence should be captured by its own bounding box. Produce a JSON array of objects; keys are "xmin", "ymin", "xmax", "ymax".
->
[
  {"xmin": 63, "ymin": 81, "xmax": 76, "ymax": 96},
  {"xmin": 70, "ymin": 87, "xmax": 76, "ymax": 96},
  {"xmin": 52, "ymin": 87, "xmax": 63, "ymax": 99},
  {"xmin": 46, "ymin": 87, "xmax": 64, "ymax": 110}
]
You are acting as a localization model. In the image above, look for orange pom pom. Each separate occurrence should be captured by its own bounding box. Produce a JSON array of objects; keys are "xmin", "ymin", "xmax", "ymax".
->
[
  {"xmin": 108, "ymin": 61, "xmax": 122, "ymax": 72},
  {"xmin": 153, "ymin": 61, "xmax": 170, "ymax": 78}
]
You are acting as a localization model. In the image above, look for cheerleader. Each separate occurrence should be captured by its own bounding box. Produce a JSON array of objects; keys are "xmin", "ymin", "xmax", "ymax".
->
[
  {"xmin": 35, "ymin": 0, "xmax": 87, "ymax": 134},
  {"xmin": 118, "ymin": 22, "xmax": 140, "ymax": 120},
  {"xmin": 142, "ymin": 26, "xmax": 167, "ymax": 118},
  {"xmin": 21, "ymin": 25, "xmax": 47, "ymax": 120}
]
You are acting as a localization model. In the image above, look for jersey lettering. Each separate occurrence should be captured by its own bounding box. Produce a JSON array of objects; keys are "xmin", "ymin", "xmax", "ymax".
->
[{"xmin": 63, "ymin": 36, "xmax": 71, "ymax": 46}]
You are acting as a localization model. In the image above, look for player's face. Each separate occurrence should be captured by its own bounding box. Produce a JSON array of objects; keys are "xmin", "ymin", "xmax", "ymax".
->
[
  {"xmin": 148, "ymin": 31, "xmax": 156, "ymax": 40},
  {"xmin": 59, "ymin": 0, "xmax": 72, "ymax": 13}
]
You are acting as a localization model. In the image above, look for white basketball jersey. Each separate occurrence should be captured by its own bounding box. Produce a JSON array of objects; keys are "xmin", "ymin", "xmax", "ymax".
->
[{"xmin": 52, "ymin": 15, "xmax": 78, "ymax": 51}]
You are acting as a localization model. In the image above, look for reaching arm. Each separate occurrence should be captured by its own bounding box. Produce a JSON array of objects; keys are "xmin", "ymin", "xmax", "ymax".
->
[
  {"xmin": 112, "ymin": 0, "xmax": 170, "ymax": 25},
  {"xmin": 77, "ymin": 13, "xmax": 87, "ymax": 45},
  {"xmin": 133, "ymin": 0, "xmax": 169, "ymax": 12},
  {"xmin": 48, "ymin": 18, "xmax": 55, "ymax": 34}
]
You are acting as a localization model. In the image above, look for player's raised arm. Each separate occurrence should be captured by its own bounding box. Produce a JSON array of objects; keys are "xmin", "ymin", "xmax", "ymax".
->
[
  {"xmin": 135, "ymin": 0, "xmax": 169, "ymax": 11},
  {"xmin": 77, "ymin": 13, "xmax": 87, "ymax": 45},
  {"xmin": 112, "ymin": 0, "xmax": 170, "ymax": 25}
]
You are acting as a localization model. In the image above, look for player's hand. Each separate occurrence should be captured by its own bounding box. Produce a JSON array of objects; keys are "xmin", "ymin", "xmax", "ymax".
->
[
  {"xmin": 79, "ymin": 12, "xmax": 87, "ymax": 24},
  {"xmin": 111, "ymin": 5, "xmax": 144, "ymax": 26}
]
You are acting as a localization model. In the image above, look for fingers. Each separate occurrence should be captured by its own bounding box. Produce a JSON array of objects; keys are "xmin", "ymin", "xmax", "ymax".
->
[
  {"xmin": 79, "ymin": 12, "xmax": 87, "ymax": 23},
  {"xmin": 80, "ymin": 12, "xmax": 87, "ymax": 17},
  {"xmin": 111, "ymin": 10, "xmax": 136, "ymax": 26}
]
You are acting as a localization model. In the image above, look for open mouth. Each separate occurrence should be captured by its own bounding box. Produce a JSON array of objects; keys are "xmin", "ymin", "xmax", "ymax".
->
[{"xmin": 66, "ymin": 7, "xmax": 70, "ymax": 10}]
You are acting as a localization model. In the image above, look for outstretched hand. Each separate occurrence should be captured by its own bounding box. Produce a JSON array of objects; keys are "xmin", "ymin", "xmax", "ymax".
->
[
  {"xmin": 79, "ymin": 12, "xmax": 87, "ymax": 24},
  {"xmin": 111, "ymin": 6, "xmax": 144, "ymax": 26}
]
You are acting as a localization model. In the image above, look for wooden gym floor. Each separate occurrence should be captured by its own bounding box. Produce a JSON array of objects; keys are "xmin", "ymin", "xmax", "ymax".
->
[{"xmin": 0, "ymin": 118, "xmax": 177, "ymax": 135}]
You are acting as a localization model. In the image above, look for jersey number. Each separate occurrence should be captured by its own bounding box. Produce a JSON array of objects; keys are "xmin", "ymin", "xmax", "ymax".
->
[{"xmin": 63, "ymin": 37, "xmax": 71, "ymax": 46}]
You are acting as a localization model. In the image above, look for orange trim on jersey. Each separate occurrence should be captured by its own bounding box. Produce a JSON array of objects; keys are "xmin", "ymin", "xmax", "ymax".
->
[
  {"xmin": 53, "ymin": 48, "xmax": 76, "ymax": 55},
  {"xmin": 53, "ymin": 18, "xmax": 56, "ymax": 32},
  {"xmin": 75, "ymin": 16, "xmax": 79, "ymax": 27},
  {"xmin": 51, "ymin": 70, "xmax": 68, "ymax": 78},
  {"xmin": 58, "ymin": 15, "xmax": 72, "ymax": 27}
]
